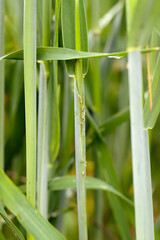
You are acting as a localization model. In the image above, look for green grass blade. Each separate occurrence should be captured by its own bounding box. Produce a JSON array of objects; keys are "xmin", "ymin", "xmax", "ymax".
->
[
  {"xmin": 155, "ymin": 19, "xmax": 160, "ymax": 36},
  {"xmin": 37, "ymin": 0, "xmax": 51, "ymax": 219},
  {"xmin": 96, "ymin": 141, "xmax": 132, "ymax": 240},
  {"xmin": 0, "ymin": 203, "xmax": 24, "ymax": 240},
  {"xmin": 85, "ymin": 109, "xmax": 105, "ymax": 143},
  {"xmin": 150, "ymin": 30, "xmax": 159, "ymax": 77},
  {"xmin": 24, "ymin": 0, "xmax": 37, "ymax": 207},
  {"xmin": 0, "ymin": 170, "xmax": 67, "ymax": 240},
  {"xmin": 37, "ymin": 0, "xmax": 42, "ymax": 46},
  {"xmin": 61, "ymin": 0, "xmax": 88, "ymax": 76},
  {"xmin": 0, "ymin": 0, "xmax": 5, "ymax": 170},
  {"xmin": 10, "ymin": 62, "xmax": 24, "ymax": 120},
  {"xmin": 24, "ymin": 1, "xmax": 37, "ymax": 238},
  {"xmin": 100, "ymin": 107, "xmax": 130, "ymax": 135},
  {"xmin": 85, "ymin": 110, "xmax": 132, "ymax": 239},
  {"xmin": 48, "ymin": 67, "xmax": 60, "ymax": 162},
  {"xmin": 128, "ymin": 51, "xmax": 154, "ymax": 240},
  {"xmin": 1, "ymin": 46, "xmax": 159, "ymax": 61},
  {"xmin": 37, "ymin": 63, "xmax": 48, "ymax": 218},
  {"xmin": 42, "ymin": 0, "xmax": 51, "ymax": 46},
  {"xmin": 5, "ymin": 0, "xmax": 23, "ymax": 49},
  {"xmin": 90, "ymin": 0, "xmax": 101, "ymax": 118},
  {"xmin": 59, "ymin": 82, "xmax": 74, "ymax": 170},
  {"xmin": 86, "ymin": 107, "xmax": 130, "ymax": 147},
  {"xmin": 98, "ymin": 1, "xmax": 123, "ymax": 32},
  {"xmin": 48, "ymin": 176, "xmax": 134, "ymax": 206},
  {"xmin": 144, "ymin": 53, "xmax": 160, "ymax": 129},
  {"xmin": 48, "ymin": 0, "xmax": 61, "ymax": 162}
]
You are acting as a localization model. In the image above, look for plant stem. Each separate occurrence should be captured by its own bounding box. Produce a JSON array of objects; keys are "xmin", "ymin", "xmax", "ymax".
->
[
  {"xmin": 24, "ymin": 0, "xmax": 37, "ymax": 239},
  {"xmin": 52, "ymin": 0, "xmax": 63, "ymax": 229},
  {"xmin": 48, "ymin": 0, "xmax": 61, "ymax": 162},
  {"xmin": 128, "ymin": 51, "xmax": 154, "ymax": 240},
  {"xmin": 74, "ymin": 74, "xmax": 87, "ymax": 240},
  {"xmin": 75, "ymin": 1, "xmax": 88, "ymax": 239},
  {"xmin": 42, "ymin": 0, "xmax": 51, "ymax": 47},
  {"xmin": 37, "ymin": 63, "xmax": 48, "ymax": 218},
  {"xmin": 37, "ymin": 0, "xmax": 51, "ymax": 219},
  {"xmin": 0, "ymin": 0, "xmax": 4, "ymax": 171}
]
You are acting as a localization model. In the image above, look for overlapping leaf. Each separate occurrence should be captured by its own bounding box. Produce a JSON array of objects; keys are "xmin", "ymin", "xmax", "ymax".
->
[
  {"xmin": 0, "ymin": 169, "xmax": 66, "ymax": 240},
  {"xmin": 48, "ymin": 176, "xmax": 133, "ymax": 206},
  {"xmin": 0, "ymin": 203, "xmax": 24, "ymax": 240}
]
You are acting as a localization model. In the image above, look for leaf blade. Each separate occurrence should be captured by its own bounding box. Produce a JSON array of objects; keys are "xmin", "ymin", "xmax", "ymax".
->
[
  {"xmin": 1, "ymin": 47, "xmax": 159, "ymax": 62},
  {"xmin": 0, "ymin": 170, "xmax": 66, "ymax": 240},
  {"xmin": 144, "ymin": 53, "xmax": 160, "ymax": 129},
  {"xmin": 0, "ymin": 203, "xmax": 25, "ymax": 240},
  {"xmin": 48, "ymin": 176, "xmax": 133, "ymax": 206}
]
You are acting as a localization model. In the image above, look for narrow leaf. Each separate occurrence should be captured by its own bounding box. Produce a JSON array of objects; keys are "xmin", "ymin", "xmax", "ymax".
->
[
  {"xmin": 48, "ymin": 176, "xmax": 133, "ymax": 206},
  {"xmin": 144, "ymin": 53, "xmax": 160, "ymax": 129},
  {"xmin": 0, "ymin": 203, "xmax": 25, "ymax": 240},
  {"xmin": 96, "ymin": 141, "xmax": 133, "ymax": 240},
  {"xmin": 1, "ymin": 47, "xmax": 159, "ymax": 62},
  {"xmin": 128, "ymin": 51, "xmax": 154, "ymax": 240},
  {"xmin": 61, "ymin": 0, "xmax": 88, "ymax": 75},
  {"xmin": 24, "ymin": 0, "xmax": 37, "ymax": 210},
  {"xmin": 48, "ymin": 0, "xmax": 61, "ymax": 162},
  {"xmin": 86, "ymin": 110, "xmax": 133, "ymax": 239},
  {"xmin": 100, "ymin": 107, "xmax": 130, "ymax": 135},
  {"xmin": 37, "ymin": 63, "xmax": 48, "ymax": 218},
  {"xmin": 0, "ymin": 0, "xmax": 5, "ymax": 170},
  {"xmin": 0, "ymin": 170, "xmax": 66, "ymax": 240}
]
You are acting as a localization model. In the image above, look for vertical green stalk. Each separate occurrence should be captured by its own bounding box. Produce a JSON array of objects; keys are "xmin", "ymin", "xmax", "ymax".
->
[
  {"xmin": 41, "ymin": 0, "xmax": 51, "ymax": 74},
  {"xmin": 128, "ymin": 51, "xmax": 154, "ymax": 240},
  {"xmin": 24, "ymin": 0, "xmax": 37, "ymax": 239},
  {"xmin": 48, "ymin": 0, "xmax": 60, "ymax": 167},
  {"xmin": 51, "ymin": 0, "xmax": 61, "ymax": 161},
  {"xmin": 37, "ymin": 0, "xmax": 51, "ymax": 219},
  {"xmin": 53, "ymin": 0, "xmax": 62, "ymax": 228},
  {"xmin": 0, "ymin": 0, "xmax": 4, "ymax": 170},
  {"xmin": 42, "ymin": 0, "xmax": 51, "ymax": 47},
  {"xmin": 54, "ymin": 0, "xmax": 61, "ymax": 48},
  {"xmin": 37, "ymin": 63, "xmax": 48, "ymax": 218},
  {"xmin": 75, "ymin": 0, "xmax": 88, "ymax": 239}
]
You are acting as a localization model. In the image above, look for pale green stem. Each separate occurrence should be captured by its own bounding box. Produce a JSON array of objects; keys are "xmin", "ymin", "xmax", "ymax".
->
[
  {"xmin": 49, "ymin": 0, "xmax": 61, "ymax": 162},
  {"xmin": 54, "ymin": 0, "xmax": 61, "ymax": 48},
  {"xmin": 37, "ymin": 63, "xmax": 48, "ymax": 218},
  {"xmin": 37, "ymin": 0, "xmax": 51, "ymax": 219},
  {"xmin": 42, "ymin": 0, "xmax": 51, "ymax": 46},
  {"xmin": 75, "ymin": 0, "xmax": 81, "ymax": 52},
  {"xmin": 74, "ymin": 73, "xmax": 87, "ymax": 240},
  {"xmin": 0, "ymin": 0, "xmax": 4, "ymax": 171},
  {"xmin": 75, "ymin": 2, "xmax": 87, "ymax": 239},
  {"xmin": 52, "ymin": 0, "xmax": 63, "ymax": 229},
  {"xmin": 128, "ymin": 51, "xmax": 154, "ymax": 240},
  {"xmin": 47, "ymin": 0, "xmax": 61, "ymax": 173},
  {"xmin": 24, "ymin": 0, "xmax": 37, "ymax": 239}
]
